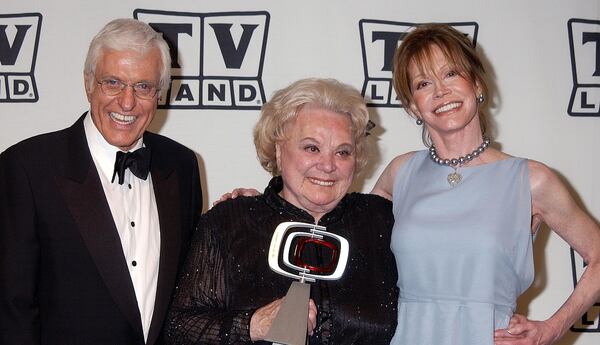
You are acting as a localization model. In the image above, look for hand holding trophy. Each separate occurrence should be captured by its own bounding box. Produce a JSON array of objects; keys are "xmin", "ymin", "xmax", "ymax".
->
[{"xmin": 265, "ymin": 222, "xmax": 349, "ymax": 345}]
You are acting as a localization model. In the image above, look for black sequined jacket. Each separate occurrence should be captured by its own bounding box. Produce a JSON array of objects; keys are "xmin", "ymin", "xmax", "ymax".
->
[{"xmin": 165, "ymin": 177, "xmax": 398, "ymax": 344}]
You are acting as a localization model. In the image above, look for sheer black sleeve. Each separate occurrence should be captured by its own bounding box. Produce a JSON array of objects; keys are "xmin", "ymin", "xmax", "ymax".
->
[
  {"xmin": 164, "ymin": 208, "xmax": 255, "ymax": 344},
  {"xmin": 164, "ymin": 180, "xmax": 399, "ymax": 345}
]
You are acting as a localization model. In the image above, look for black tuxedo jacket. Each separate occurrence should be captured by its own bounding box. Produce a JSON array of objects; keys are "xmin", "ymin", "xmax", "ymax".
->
[{"xmin": 0, "ymin": 114, "xmax": 202, "ymax": 345}]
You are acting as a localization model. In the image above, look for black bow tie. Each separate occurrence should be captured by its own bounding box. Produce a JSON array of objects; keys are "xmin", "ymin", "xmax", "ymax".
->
[{"xmin": 111, "ymin": 147, "xmax": 152, "ymax": 185}]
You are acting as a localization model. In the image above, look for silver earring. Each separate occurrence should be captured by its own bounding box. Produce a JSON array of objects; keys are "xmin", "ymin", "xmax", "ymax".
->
[
  {"xmin": 477, "ymin": 94, "xmax": 485, "ymax": 104},
  {"xmin": 416, "ymin": 118, "xmax": 423, "ymax": 125}
]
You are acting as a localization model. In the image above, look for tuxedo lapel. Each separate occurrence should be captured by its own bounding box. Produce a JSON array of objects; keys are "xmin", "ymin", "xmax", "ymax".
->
[
  {"xmin": 55, "ymin": 115, "xmax": 144, "ymax": 339},
  {"xmin": 145, "ymin": 137, "xmax": 182, "ymax": 345}
]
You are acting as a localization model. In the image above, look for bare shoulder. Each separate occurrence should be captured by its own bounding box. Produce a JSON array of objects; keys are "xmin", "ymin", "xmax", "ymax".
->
[
  {"xmin": 371, "ymin": 151, "xmax": 417, "ymax": 200},
  {"xmin": 526, "ymin": 159, "xmax": 575, "ymax": 222},
  {"xmin": 526, "ymin": 159, "xmax": 600, "ymax": 262},
  {"xmin": 387, "ymin": 151, "xmax": 417, "ymax": 173},
  {"xmin": 526, "ymin": 159, "xmax": 559, "ymax": 191}
]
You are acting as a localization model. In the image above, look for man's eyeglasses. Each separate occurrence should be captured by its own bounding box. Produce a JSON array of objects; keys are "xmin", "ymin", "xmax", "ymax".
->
[{"xmin": 95, "ymin": 76, "xmax": 159, "ymax": 100}]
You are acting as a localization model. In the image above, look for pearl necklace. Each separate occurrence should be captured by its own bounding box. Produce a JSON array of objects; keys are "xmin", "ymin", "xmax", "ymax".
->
[{"xmin": 429, "ymin": 136, "xmax": 491, "ymax": 187}]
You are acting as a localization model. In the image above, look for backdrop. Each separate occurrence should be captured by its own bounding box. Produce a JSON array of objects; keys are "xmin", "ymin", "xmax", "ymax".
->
[{"xmin": 1, "ymin": 1, "xmax": 599, "ymax": 343}]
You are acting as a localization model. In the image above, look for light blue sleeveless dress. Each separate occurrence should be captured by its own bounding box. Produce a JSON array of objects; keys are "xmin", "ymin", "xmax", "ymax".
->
[{"xmin": 389, "ymin": 150, "xmax": 534, "ymax": 345}]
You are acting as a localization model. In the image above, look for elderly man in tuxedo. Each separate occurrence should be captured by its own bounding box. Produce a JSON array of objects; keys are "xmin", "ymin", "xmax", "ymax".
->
[{"xmin": 0, "ymin": 18, "xmax": 202, "ymax": 345}]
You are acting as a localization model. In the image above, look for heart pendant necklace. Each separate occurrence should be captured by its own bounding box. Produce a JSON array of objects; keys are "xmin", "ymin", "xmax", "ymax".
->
[
  {"xmin": 447, "ymin": 168, "xmax": 462, "ymax": 187},
  {"xmin": 429, "ymin": 136, "xmax": 491, "ymax": 187}
]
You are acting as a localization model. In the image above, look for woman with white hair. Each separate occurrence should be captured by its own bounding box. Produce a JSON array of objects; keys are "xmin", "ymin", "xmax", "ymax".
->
[{"xmin": 165, "ymin": 78, "xmax": 398, "ymax": 344}]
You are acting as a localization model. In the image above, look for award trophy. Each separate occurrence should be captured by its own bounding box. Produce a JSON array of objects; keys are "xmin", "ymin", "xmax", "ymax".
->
[{"xmin": 265, "ymin": 222, "xmax": 349, "ymax": 345}]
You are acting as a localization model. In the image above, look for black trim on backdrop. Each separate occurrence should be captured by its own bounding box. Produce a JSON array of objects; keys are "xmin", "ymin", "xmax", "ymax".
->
[
  {"xmin": 0, "ymin": 12, "xmax": 42, "ymax": 103},
  {"xmin": 570, "ymin": 247, "xmax": 600, "ymax": 332},
  {"xmin": 133, "ymin": 9, "xmax": 269, "ymax": 110},
  {"xmin": 567, "ymin": 18, "xmax": 600, "ymax": 117}
]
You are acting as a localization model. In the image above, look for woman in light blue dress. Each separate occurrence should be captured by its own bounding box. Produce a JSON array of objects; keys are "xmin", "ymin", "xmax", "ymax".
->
[{"xmin": 371, "ymin": 24, "xmax": 600, "ymax": 345}]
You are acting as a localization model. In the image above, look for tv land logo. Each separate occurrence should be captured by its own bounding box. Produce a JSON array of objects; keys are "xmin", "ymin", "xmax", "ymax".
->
[
  {"xmin": 134, "ymin": 9, "xmax": 269, "ymax": 110},
  {"xmin": 570, "ymin": 248, "xmax": 600, "ymax": 332},
  {"xmin": 568, "ymin": 19, "xmax": 600, "ymax": 117},
  {"xmin": 358, "ymin": 20, "xmax": 477, "ymax": 107},
  {"xmin": 0, "ymin": 13, "xmax": 42, "ymax": 103}
]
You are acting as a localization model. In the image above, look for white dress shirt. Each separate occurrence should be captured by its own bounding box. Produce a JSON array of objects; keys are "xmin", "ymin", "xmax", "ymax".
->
[{"xmin": 84, "ymin": 114, "xmax": 160, "ymax": 342}]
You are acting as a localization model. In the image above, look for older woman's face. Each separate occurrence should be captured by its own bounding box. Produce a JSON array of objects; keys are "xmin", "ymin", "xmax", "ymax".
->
[
  {"xmin": 276, "ymin": 106, "xmax": 356, "ymax": 221},
  {"xmin": 408, "ymin": 45, "xmax": 481, "ymax": 137}
]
